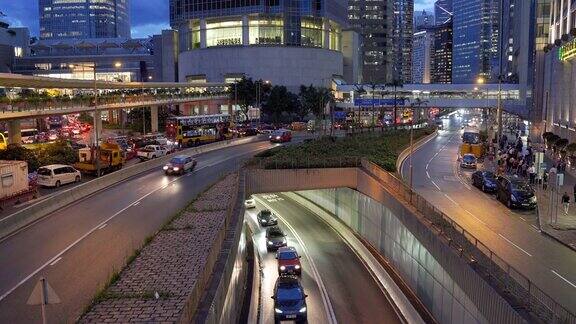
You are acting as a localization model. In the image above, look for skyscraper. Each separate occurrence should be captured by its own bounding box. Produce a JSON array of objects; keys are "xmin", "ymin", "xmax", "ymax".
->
[
  {"xmin": 434, "ymin": 0, "xmax": 453, "ymax": 25},
  {"xmin": 452, "ymin": 0, "xmax": 500, "ymax": 83},
  {"xmin": 432, "ymin": 18, "xmax": 453, "ymax": 83},
  {"xmin": 411, "ymin": 29, "xmax": 434, "ymax": 83},
  {"xmin": 348, "ymin": 0, "xmax": 394, "ymax": 83},
  {"xmin": 414, "ymin": 9, "xmax": 434, "ymax": 31},
  {"xmin": 393, "ymin": 0, "xmax": 414, "ymax": 83},
  {"xmin": 39, "ymin": 0, "xmax": 130, "ymax": 40}
]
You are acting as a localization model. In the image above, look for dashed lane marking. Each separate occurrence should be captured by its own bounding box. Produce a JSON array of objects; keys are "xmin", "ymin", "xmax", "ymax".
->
[
  {"xmin": 551, "ymin": 270, "xmax": 576, "ymax": 289},
  {"xmin": 498, "ymin": 234, "xmax": 533, "ymax": 257}
]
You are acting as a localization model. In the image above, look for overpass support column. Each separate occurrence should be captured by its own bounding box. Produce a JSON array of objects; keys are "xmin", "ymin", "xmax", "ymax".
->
[
  {"xmin": 150, "ymin": 105, "xmax": 159, "ymax": 133},
  {"xmin": 7, "ymin": 120, "xmax": 21, "ymax": 145}
]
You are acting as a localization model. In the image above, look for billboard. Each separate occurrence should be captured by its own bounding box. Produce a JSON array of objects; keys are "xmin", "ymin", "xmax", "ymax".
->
[{"xmin": 353, "ymin": 98, "xmax": 406, "ymax": 107}]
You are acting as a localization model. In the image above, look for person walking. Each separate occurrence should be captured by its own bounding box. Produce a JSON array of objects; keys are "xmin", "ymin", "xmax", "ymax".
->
[
  {"xmin": 562, "ymin": 192, "xmax": 570, "ymax": 214},
  {"xmin": 573, "ymin": 182, "xmax": 576, "ymax": 203},
  {"xmin": 528, "ymin": 165, "xmax": 536, "ymax": 184}
]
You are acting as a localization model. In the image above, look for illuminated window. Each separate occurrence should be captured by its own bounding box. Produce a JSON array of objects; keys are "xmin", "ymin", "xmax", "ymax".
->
[
  {"xmin": 14, "ymin": 47, "xmax": 23, "ymax": 58},
  {"xmin": 249, "ymin": 16, "xmax": 283, "ymax": 45},
  {"xmin": 206, "ymin": 20, "xmax": 242, "ymax": 47}
]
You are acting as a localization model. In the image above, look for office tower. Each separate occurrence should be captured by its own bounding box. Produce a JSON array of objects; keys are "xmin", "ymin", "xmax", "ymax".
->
[
  {"xmin": 432, "ymin": 18, "xmax": 453, "ymax": 83},
  {"xmin": 452, "ymin": 0, "xmax": 500, "ymax": 83},
  {"xmin": 39, "ymin": 0, "xmax": 130, "ymax": 40},
  {"xmin": 348, "ymin": 0, "xmax": 394, "ymax": 83},
  {"xmin": 435, "ymin": 0, "xmax": 453, "ymax": 25},
  {"xmin": 411, "ymin": 30, "xmax": 434, "ymax": 83},
  {"xmin": 393, "ymin": 0, "xmax": 414, "ymax": 83},
  {"xmin": 414, "ymin": 9, "xmax": 434, "ymax": 31}
]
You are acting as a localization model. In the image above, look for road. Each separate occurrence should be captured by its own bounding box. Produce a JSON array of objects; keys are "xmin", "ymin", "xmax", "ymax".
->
[
  {"xmin": 0, "ymin": 139, "xmax": 276, "ymax": 323},
  {"xmin": 249, "ymin": 193, "xmax": 402, "ymax": 324},
  {"xmin": 401, "ymin": 115, "xmax": 576, "ymax": 312}
]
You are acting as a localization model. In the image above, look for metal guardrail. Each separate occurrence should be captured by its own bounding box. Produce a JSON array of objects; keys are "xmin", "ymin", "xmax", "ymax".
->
[{"xmin": 361, "ymin": 160, "xmax": 575, "ymax": 324}]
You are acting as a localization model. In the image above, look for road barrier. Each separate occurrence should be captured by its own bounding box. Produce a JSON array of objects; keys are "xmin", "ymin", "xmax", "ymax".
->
[{"xmin": 0, "ymin": 135, "xmax": 265, "ymax": 240}]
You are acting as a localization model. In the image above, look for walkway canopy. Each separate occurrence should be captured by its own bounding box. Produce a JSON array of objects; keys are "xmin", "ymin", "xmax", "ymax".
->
[{"xmin": 0, "ymin": 73, "xmax": 227, "ymax": 90}]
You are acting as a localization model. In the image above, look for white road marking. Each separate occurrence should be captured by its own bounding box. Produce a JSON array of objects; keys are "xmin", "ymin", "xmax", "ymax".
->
[
  {"xmin": 551, "ymin": 270, "xmax": 576, "ymax": 289},
  {"xmin": 530, "ymin": 225, "xmax": 541, "ymax": 232},
  {"xmin": 431, "ymin": 180, "xmax": 441, "ymax": 191},
  {"xmin": 132, "ymin": 202, "xmax": 140, "ymax": 207},
  {"xmin": 463, "ymin": 209, "xmax": 487, "ymax": 226},
  {"xmin": 425, "ymin": 163, "xmax": 429, "ymax": 171},
  {"xmin": 498, "ymin": 234, "xmax": 533, "ymax": 257},
  {"xmin": 0, "ymin": 149, "xmax": 260, "ymax": 302},
  {"xmin": 444, "ymin": 193, "xmax": 459, "ymax": 206},
  {"xmin": 255, "ymin": 197, "xmax": 338, "ymax": 324},
  {"xmin": 49, "ymin": 257, "xmax": 62, "ymax": 266},
  {"xmin": 97, "ymin": 223, "xmax": 107, "ymax": 230},
  {"xmin": 519, "ymin": 216, "xmax": 526, "ymax": 222},
  {"xmin": 426, "ymin": 171, "xmax": 431, "ymax": 179}
]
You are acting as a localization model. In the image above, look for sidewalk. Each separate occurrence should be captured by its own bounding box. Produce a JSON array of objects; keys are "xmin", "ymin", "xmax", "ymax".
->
[{"xmin": 536, "ymin": 151, "xmax": 576, "ymax": 251}]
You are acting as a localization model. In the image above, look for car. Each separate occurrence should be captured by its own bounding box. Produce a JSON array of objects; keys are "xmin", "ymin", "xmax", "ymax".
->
[
  {"xmin": 258, "ymin": 209, "xmax": 278, "ymax": 226},
  {"xmin": 471, "ymin": 170, "xmax": 498, "ymax": 192},
  {"xmin": 269, "ymin": 129, "xmax": 292, "ymax": 143},
  {"xmin": 272, "ymin": 275, "xmax": 308, "ymax": 324},
  {"xmin": 460, "ymin": 153, "xmax": 477, "ymax": 169},
  {"xmin": 36, "ymin": 164, "xmax": 81, "ymax": 188},
  {"xmin": 245, "ymin": 195, "xmax": 256, "ymax": 209},
  {"xmin": 496, "ymin": 176, "xmax": 537, "ymax": 209},
  {"xmin": 137, "ymin": 145, "xmax": 169, "ymax": 160},
  {"xmin": 276, "ymin": 246, "xmax": 302, "ymax": 276},
  {"xmin": 266, "ymin": 226, "xmax": 287, "ymax": 251},
  {"xmin": 163, "ymin": 155, "xmax": 197, "ymax": 175}
]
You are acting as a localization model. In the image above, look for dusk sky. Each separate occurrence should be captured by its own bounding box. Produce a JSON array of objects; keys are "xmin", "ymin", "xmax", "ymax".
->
[{"xmin": 1, "ymin": 0, "xmax": 434, "ymax": 39}]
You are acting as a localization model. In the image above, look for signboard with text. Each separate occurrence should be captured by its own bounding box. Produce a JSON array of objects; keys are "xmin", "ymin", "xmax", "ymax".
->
[{"xmin": 353, "ymin": 98, "xmax": 405, "ymax": 107}]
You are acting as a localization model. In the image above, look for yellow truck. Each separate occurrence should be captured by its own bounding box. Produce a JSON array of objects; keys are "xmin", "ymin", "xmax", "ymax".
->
[
  {"xmin": 461, "ymin": 129, "xmax": 484, "ymax": 158},
  {"xmin": 74, "ymin": 142, "xmax": 124, "ymax": 176}
]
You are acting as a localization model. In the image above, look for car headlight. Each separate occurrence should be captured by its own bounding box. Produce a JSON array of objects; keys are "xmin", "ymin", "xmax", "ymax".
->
[
  {"xmin": 261, "ymin": 219, "xmax": 267, "ymax": 223},
  {"xmin": 510, "ymin": 194, "xmax": 517, "ymax": 202},
  {"xmin": 280, "ymin": 266, "xmax": 286, "ymax": 271},
  {"xmin": 173, "ymin": 167, "xmax": 179, "ymax": 171},
  {"xmin": 295, "ymin": 265, "xmax": 300, "ymax": 269},
  {"xmin": 299, "ymin": 307, "xmax": 307, "ymax": 313},
  {"xmin": 163, "ymin": 166, "xmax": 168, "ymax": 170},
  {"xmin": 275, "ymin": 308, "xmax": 283, "ymax": 314},
  {"xmin": 269, "ymin": 136, "xmax": 272, "ymax": 139},
  {"xmin": 268, "ymin": 241, "xmax": 273, "ymax": 245},
  {"xmin": 531, "ymin": 196, "xmax": 537, "ymax": 203},
  {"xmin": 276, "ymin": 136, "xmax": 281, "ymax": 140}
]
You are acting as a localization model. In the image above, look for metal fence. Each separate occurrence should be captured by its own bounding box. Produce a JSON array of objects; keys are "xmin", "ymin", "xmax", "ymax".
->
[{"xmin": 361, "ymin": 159, "xmax": 575, "ymax": 324}]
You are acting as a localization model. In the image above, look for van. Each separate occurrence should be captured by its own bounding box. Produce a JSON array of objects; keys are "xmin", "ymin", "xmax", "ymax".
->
[
  {"xmin": 36, "ymin": 164, "xmax": 81, "ymax": 188},
  {"xmin": 269, "ymin": 129, "xmax": 292, "ymax": 143}
]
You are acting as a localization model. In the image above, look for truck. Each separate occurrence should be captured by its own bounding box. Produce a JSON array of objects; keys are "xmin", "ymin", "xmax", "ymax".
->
[
  {"xmin": 460, "ymin": 128, "xmax": 484, "ymax": 158},
  {"xmin": 137, "ymin": 145, "xmax": 168, "ymax": 161},
  {"xmin": 74, "ymin": 142, "xmax": 124, "ymax": 176}
]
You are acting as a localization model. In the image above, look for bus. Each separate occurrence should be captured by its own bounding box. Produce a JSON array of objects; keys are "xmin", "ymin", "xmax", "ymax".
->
[
  {"xmin": 166, "ymin": 114, "xmax": 233, "ymax": 147},
  {"xmin": 461, "ymin": 127, "xmax": 483, "ymax": 158}
]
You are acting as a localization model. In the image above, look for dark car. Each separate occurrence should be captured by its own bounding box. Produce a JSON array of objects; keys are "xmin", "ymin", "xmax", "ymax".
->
[
  {"xmin": 460, "ymin": 153, "xmax": 477, "ymax": 169},
  {"xmin": 496, "ymin": 176, "xmax": 537, "ymax": 209},
  {"xmin": 272, "ymin": 275, "xmax": 308, "ymax": 323},
  {"xmin": 471, "ymin": 171, "xmax": 497, "ymax": 192},
  {"xmin": 266, "ymin": 226, "xmax": 287, "ymax": 251},
  {"xmin": 257, "ymin": 209, "xmax": 278, "ymax": 227},
  {"xmin": 276, "ymin": 246, "xmax": 302, "ymax": 276}
]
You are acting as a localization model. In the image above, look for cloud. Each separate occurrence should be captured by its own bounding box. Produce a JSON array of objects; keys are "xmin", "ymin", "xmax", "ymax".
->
[{"xmin": 131, "ymin": 23, "xmax": 171, "ymax": 38}]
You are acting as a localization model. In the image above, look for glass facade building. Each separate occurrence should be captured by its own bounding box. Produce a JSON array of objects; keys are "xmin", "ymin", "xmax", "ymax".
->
[
  {"xmin": 39, "ymin": 0, "xmax": 130, "ymax": 40},
  {"xmin": 393, "ymin": 0, "xmax": 414, "ymax": 83},
  {"xmin": 434, "ymin": 0, "xmax": 453, "ymax": 25},
  {"xmin": 432, "ymin": 19, "xmax": 453, "ymax": 84},
  {"xmin": 452, "ymin": 0, "xmax": 500, "ymax": 84},
  {"xmin": 170, "ymin": 0, "xmax": 347, "ymax": 53}
]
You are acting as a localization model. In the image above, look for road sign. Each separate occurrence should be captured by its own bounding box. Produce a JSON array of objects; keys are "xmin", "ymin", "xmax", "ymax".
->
[
  {"xmin": 248, "ymin": 107, "xmax": 260, "ymax": 120},
  {"xmin": 27, "ymin": 277, "xmax": 60, "ymax": 324}
]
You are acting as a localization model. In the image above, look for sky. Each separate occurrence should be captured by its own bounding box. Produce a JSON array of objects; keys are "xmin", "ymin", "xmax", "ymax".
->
[{"xmin": 1, "ymin": 0, "xmax": 433, "ymax": 39}]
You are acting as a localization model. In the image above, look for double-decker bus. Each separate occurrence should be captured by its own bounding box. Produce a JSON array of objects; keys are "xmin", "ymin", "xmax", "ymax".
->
[{"xmin": 166, "ymin": 114, "xmax": 233, "ymax": 147}]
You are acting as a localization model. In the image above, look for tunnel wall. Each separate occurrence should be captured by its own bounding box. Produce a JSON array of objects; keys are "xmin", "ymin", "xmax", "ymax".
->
[{"xmin": 297, "ymin": 187, "xmax": 523, "ymax": 324}]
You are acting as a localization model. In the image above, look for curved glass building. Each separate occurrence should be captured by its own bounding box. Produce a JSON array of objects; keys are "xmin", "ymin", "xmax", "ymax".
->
[
  {"xmin": 169, "ymin": 0, "xmax": 349, "ymax": 88},
  {"xmin": 39, "ymin": 0, "xmax": 130, "ymax": 40}
]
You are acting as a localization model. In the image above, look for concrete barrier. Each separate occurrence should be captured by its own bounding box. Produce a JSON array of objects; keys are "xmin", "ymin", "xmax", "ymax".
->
[
  {"xmin": 0, "ymin": 135, "xmax": 265, "ymax": 240},
  {"xmin": 395, "ymin": 129, "xmax": 438, "ymax": 176}
]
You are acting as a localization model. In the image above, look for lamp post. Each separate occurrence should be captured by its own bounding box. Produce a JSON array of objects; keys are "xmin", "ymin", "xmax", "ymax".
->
[
  {"xmin": 476, "ymin": 77, "xmax": 489, "ymax": 133},
  {"xmin": 69, "ymin": 61, "xmax": 122, "ymax": 177}
]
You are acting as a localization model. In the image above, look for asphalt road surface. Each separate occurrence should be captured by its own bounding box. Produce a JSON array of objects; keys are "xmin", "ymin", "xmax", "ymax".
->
[
  {"xmin": 0, "ymin": 140, "xmax": 277, "ymax": 323},
  {"xmin": 249, "ymin": 193, "xmax": 403, "ymax": 324},
  {"xmin": 401, "ymin": 115, "xmax": 576, "ymax": 312}
]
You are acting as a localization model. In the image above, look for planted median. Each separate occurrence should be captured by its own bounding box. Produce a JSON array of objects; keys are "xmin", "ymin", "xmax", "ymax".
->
[{"xmin": 252, "ymin": 128, "xmax": 435, "ymax": 172}]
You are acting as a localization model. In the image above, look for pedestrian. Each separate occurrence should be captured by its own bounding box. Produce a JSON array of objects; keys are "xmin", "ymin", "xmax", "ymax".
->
[
  {"xmin": 528, "ymin": 165, "xmax": 536, "ymax": 184},
  {"xmin": 543, "ymin": 172, "xmax": 548, "ymax": 190},
  {"xmin": 573, "ymin": 182, "xmax": 576, "ymax": 203},
  {"xmin": 562, "ymin": 192, "xmax": 571, "ymax": 214}
]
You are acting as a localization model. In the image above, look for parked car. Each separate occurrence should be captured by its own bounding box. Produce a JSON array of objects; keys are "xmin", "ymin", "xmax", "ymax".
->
[
  {"xmin": 496, "ymin": 176, "xmax": 537, "ymax": 209},
  {"xmin": 460, "ymin": 153, "xmax": 477, "ymax": 169},
  {"xmin": 272, "ymin": 275, "xmax": 308, "ymax": 323},
  {"xmin": 137, "ymin": 145, "xmax": 168, "ymax": 161},
  {"xmin": 276, "ymin": 246, "xmax": 302, "ymax": 276},
  {"xmin": 471, "ymin": 170, "xmax": 497, "ymax": 193},
  {"xmin": 36, "ymin": 164, "xmax": 81, "ymax": 188},
  {"xmin": 258, "ymin": 209, "xmax": 278, "ymax": 226},
  {"xmin": 245, "ymin": 195, "xmax": 256, "ymax": 209},
  {"xmin": 266, "ymin": 226, "xmax": 287, "ymax": 251},
  {"xmin": 269, "ymin": 129, "xmax": 292, "ymax": 143},
  {"xmin": 163, "ymin": 155, "xmax": 197, "ymax": 175}
]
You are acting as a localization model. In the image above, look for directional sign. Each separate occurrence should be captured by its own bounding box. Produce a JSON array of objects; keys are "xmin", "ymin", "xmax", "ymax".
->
[{"xmin": 28, "ymin": 277, "xmax": 60, "ymax": 324}]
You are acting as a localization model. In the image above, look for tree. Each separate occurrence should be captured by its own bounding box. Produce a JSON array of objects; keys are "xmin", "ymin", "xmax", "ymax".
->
[
  {"xmin": 0, "ymin": 144, "xmax": 40, "ymax": 172},
  {"xmin": 298, "ymin": 85, "xmax": 318, "ymax": 121},
  {"xmin": 385, "ymin": 79, "xmax": 404, "ymax": 128},
  {"xmin": 229, "ymin": 77, "xmax": 271, "ymax": 121},
  {"xmin": 263, "ymin": 86, "xmax": 297, "ymax": 123}
]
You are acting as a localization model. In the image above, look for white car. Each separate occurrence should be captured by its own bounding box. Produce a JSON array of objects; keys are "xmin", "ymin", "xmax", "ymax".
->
[
  {"xmin": 245, "ymin": 196, "xmax": 256, "ymax": 209},
  {"xmin": 36, "ymin": 164, "xmax": 81, "ymax": 188},
  {"xmin": 137, "ymin": 145, "xmax": 169, "ymax": 160}
]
